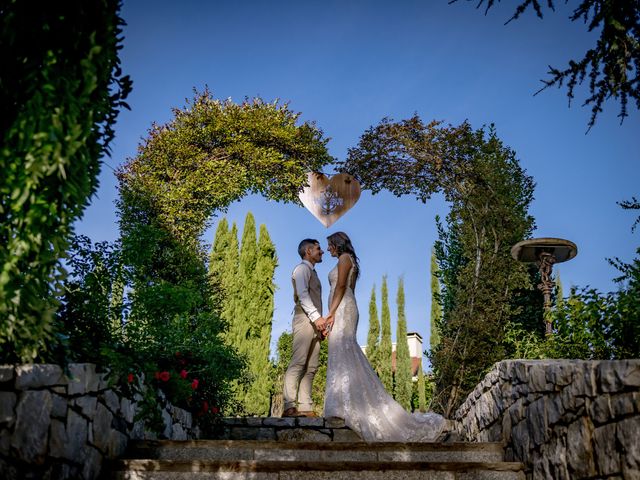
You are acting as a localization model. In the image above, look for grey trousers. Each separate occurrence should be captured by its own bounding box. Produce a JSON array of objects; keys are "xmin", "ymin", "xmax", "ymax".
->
[{"xmin": 283, "ymin": 315, "xmax": 321, "ymax": 411}]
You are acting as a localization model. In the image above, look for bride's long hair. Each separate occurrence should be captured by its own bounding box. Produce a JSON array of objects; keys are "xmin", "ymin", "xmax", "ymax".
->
[{"xmin": 327, "ymin": 232, "xmax": 360, "ymax": 280}]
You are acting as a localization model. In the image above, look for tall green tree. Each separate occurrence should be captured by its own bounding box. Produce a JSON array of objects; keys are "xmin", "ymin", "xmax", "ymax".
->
[
  {"xmin": 394, "ymin": 277, "xmax": 412, "ymax": 411},
  {"xmin": 378, "ymin": 275, "xmax": 393, "ymax": 393},
  {"xmin": 222, "ymin": 223, "xmax": 240, "ymax": 333},
  {"xmin": 209, "ymin": 218, "xmax": 230, "ymax": 313},
  {"xmin": 1, "ymin": 0, "xmax": 131, "ymax": 362},
  {"xmin": 555, "ymin": 273, "xmax": 564, "ymax": 311},
  {"xmin": 430, "ymin": 248, "xmax": 442, "ymax": 352},
  {"xmin": 366, "ymin": 285, "xmax": 380, "ymax": 367},
  {"xmin": 417, "ymin": 367, "xmax": 427, "ymax": 413},
  {"xmin": 243, "ymin": 224, "xmax": 278, "ymax": 415},
  {"xmin": 230, "ymin": 213, "xmax": 259, "ymax": 412}
]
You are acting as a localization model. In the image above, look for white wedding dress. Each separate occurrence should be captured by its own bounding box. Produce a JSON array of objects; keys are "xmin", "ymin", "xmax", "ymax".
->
[{"xmin": 323, "ymin": 257, "xmax": 446, "ymax": 442}]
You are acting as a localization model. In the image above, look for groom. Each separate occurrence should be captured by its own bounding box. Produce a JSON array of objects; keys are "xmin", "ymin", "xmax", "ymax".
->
[{"xmin": 282, "ymin": 238, "xmax": 327, "ymax": 417}]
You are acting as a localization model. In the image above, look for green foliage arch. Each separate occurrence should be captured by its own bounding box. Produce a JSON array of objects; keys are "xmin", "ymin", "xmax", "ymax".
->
[{"xmin": 340, "ymin": 116, "xmax": 537, "ymax": 415}]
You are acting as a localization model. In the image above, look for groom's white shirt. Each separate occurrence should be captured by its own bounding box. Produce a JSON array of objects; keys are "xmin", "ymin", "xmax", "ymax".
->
[{"xmin": 292, "ymin": 259, "xmax": 321, "ymax": 323}]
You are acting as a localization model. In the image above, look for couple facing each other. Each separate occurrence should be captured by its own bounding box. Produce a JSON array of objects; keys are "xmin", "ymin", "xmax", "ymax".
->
[{"xmin": 282, "ymin": 232, "xmax": 445, "ymax": 442}]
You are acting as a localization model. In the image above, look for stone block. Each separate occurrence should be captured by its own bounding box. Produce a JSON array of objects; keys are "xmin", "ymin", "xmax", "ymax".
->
[
  {"xmin": 49, "ymin": 418, "xmax": 68, "ymax": 458},
  {"xmin": 620, "ymin": 360, "xmax": 640, "ymax": 388},
  {"xmin": 325, "ymin": 416, "xmax": 345, "ymax": 428},
  {"xmin": 92, "ymin": 402, "xmax": 114, "ymax": 454},
  {"xmin": 0, "ymin": 428, "xmax": 11, "ymax": 456},
  {"xmin": 67, "ymin": 363, "xmax": 100, "ymax": 395},
  {"xmin": 10, "ymin": 390, "xmax": 52, "ymax": 464},
  {"xmin": 81, "ymin": 445, "xmax": 103, "ymax": 480},
  {"xmin": 161, "ymin": 408, "xmax": 172, "ymax": 439},
  {"xmin": 171, "ymin": 405, "xmax": 192, "ymax": 427},
  {"xmin": 590, "ymin": 394, "xmax": 612, "ymax": 425},
  {"xmin": 560, "ymin": 385, "xmax": 585, "ymax": 413},
  {"xmin": 106, "ymin": 429, "xmax": 128, "ymax": 457},
  {"xmin": 508, "ymin": 398, "xmax": 525, "ymax": 424},
  {"xmin": 594, "ymin": 423, "xmax": 619, "ymax": 476},
  {"xmin": 230, "ymin": 426, "xmax": 276, "ymax": 440},
  {"xmin": 101, "ymin": 389, "xmax": 120, "ymax": 414},
  {"xmin": 131, "ymin": 420, "xmax": 145, "ymax": 439},
  {"xmin": 276, "ymin": 427, "xmax": 330, "ymax": 442},
  {"xmin": 546, "ymin": 394, "xmax": 563, "ymax": 426},
  {"xmin": 263, "ymin": 417, "xmax": 295, "ymax": 427},
  {"xmin": 548, "ymin": 362, "xmax": 573, "ymax": 387},
  {"xmin": 172, "ymin": 423, "xmax": 187, "ymax": 440},
  {"xmin": 532, "ymin": 451, "xmax": 552, "ymax": 479},
  {"xmin": 0, "ymin": 365, "xmax": 14, "ymax": 383},
  {"xmin": 332, "ymin": 428, "xmax": 362, "ymax": 442},
  {"xmin": 511, "ymin": 420, "xmax": 530, "ymax": 462},
  {"xmin": 526, "ymin": 398, "xmax": 548, "ymax": 446},
  {"xmin": 547, "ymin": 432, "xmax": 569, "ymax": 480},
  {"xmin": 610, "ymin": 393, "xmax": 636, "ymax": 418},
  {"xmin": 501, "ymin": 410, "xmax": 512, "ymax": 442},
  {"xmin": 51, "ymin": 393, "xmax": 67, "ymax": 419},
  {"xmin": 0, "ymin": 391, "xmax": 16, "ymax": 425},
  {"xmin": 120, "ymin": 397, "xmax": 135, "ymax": 424},
  {"xmin": 66, "ymin": 409, "xmax": 89, "ymax": 459},
  {"xmin": 222, "ymin": 417, "xmax": 247, "ymax": 426},
  {"xmin": 529, "ymin": 366, "xmax": 552, "ymax": 392},
  {"xmin": 566, "ymin": 417, "xmax": 596, "ymax": 478},
  {"xmin": 617, "ymin": 416, "xmax": 640, "ymax": 471},
  {"xmin": 246, "ymin": 416, "xmax": 264, "ymax": 426},
  {"xmin": 15, "ymin": 364, "xmax": 64, "ymax": 389},
  {"xmin": 75, "ymin": 395, "xmax": 98, "ymax": 418},
  {"xmin": 297, "ymin": 416, "xmax": 324, "ymax": 427}
]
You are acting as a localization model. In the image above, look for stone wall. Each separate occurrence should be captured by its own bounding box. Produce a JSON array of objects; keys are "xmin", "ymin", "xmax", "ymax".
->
[
  {"xmin": 453, "ymin": 359, "xmax": 640, "ymax": 479},
  {"xmin": 0, "ymin": 363, "xmax": 198, "ymax": 480}
]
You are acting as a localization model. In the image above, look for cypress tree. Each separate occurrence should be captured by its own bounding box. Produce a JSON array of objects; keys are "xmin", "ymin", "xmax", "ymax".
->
[
  {"xmin": 235, "ymin": 213, "xmax": 258, "ymax": 346},
  {"xmin": 417, "ymin": 367, "xmax": 427, "ymax": 412},
  {"xmin": 394, "ymin": 276, "xmax": 412, "ymax": 410},
  {"xmin": 221, "ymin": 222, "xmax": 239, "ymax": 334},
  {"xmin": 209, "ymin": 218, "xmax": 230, "ymax": 314},
  {"xmin": 230, "ymin": 213, "xmax": 259, "ymax": 411},
  {"xmin": 366, "ymin": 284, "xmax": 380, "ymax": 368},
  {"xmin": 555, "ymin": 273, "xmax": 564, "ymax": 310},
  {"xmin": 379, "ymin": 275, "xmax": 393, "ymax": 393},
  {"xmin": 430, "ymin": 248, "xmax": 442, "ymax": 352},
  {"xmin": 244, "ymin": 224, "xmax": 277, "ymax": 415}
]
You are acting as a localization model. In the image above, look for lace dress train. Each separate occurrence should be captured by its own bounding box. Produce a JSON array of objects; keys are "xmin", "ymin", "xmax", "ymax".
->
[{"xmin": 323, "ymin": 261, "xmax": 445, "ymax": 442}]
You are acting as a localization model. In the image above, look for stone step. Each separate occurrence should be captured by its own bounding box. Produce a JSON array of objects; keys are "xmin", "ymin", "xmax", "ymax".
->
[
  {"xmin": 112, "ymin": 458, "xmax": 526, "ymax": 479},
  {"xmin": 125, "ymin": 439, "xmax": 506, "ymax": 464}
]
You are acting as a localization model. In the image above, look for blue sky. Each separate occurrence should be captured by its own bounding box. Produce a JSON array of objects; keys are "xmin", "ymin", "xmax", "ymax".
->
[{"xmin": 76, "ymin": 0, "xmax": 639, "ymax": 361}]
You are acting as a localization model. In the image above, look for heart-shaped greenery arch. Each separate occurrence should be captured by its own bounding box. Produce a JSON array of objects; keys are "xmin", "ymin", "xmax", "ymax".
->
[{"xmin": 117, "ymin": 90, "xmax": 536, "ymax": 415}]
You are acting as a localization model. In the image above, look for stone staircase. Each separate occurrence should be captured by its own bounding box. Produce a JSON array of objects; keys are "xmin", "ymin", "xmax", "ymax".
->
[{"xmin": 109, "ymin": 417, "xmax": 525, "ymax": 479}]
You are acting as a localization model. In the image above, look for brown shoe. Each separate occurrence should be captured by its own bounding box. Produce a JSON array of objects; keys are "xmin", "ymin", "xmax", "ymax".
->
[
  {"xmin": 282, "ymin": 407, "xmax": 300, "ymax": 417},
  {"xmin": 297, "ymin": 410, "xmax": 318, "ymax": 418}
]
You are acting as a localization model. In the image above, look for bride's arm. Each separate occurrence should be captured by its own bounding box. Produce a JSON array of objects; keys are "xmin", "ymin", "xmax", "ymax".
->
[{"xmin": 326, "ymin": 254, "xmax": 353, "ymax": 321}]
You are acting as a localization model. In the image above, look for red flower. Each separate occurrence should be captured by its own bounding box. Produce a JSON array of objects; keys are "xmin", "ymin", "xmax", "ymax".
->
[
  {"xmin": 127, "ymin": 373, "xmax": 134, "ymax": 384},
  {"xmin": 159, "ymin": 371, "xmax": 170, "ymax": 382},
  {"xmin": 180, "ymin": 369, "xmax": 188, "ymax": 379},
  {"xmin": 201, "ymin": 400, "xmax": 209, "ymax": 413},
  {"xmin": 211, "ymin": 406, "xmax": 219, "ymax": 414},
  {"xmin": 191, "ymin": 378, "xmax": 199, "ymax": 390}
]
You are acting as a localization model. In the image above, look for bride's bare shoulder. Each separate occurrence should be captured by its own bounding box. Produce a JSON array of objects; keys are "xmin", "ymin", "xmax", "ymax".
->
[{"xmin": 338, "ymin": 253, "xmax": 353, "ymax": 264}]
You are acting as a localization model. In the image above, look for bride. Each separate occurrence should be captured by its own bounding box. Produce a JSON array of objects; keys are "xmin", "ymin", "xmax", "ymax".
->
[{"xmin": 323, "ymin": 232, "xmax": 446, "ymax": 442}]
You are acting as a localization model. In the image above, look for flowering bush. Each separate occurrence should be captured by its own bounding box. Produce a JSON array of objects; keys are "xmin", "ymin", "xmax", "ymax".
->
[{"xmin": 52, "ymin": 235, "xmax": 244, "ymax": 435}]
